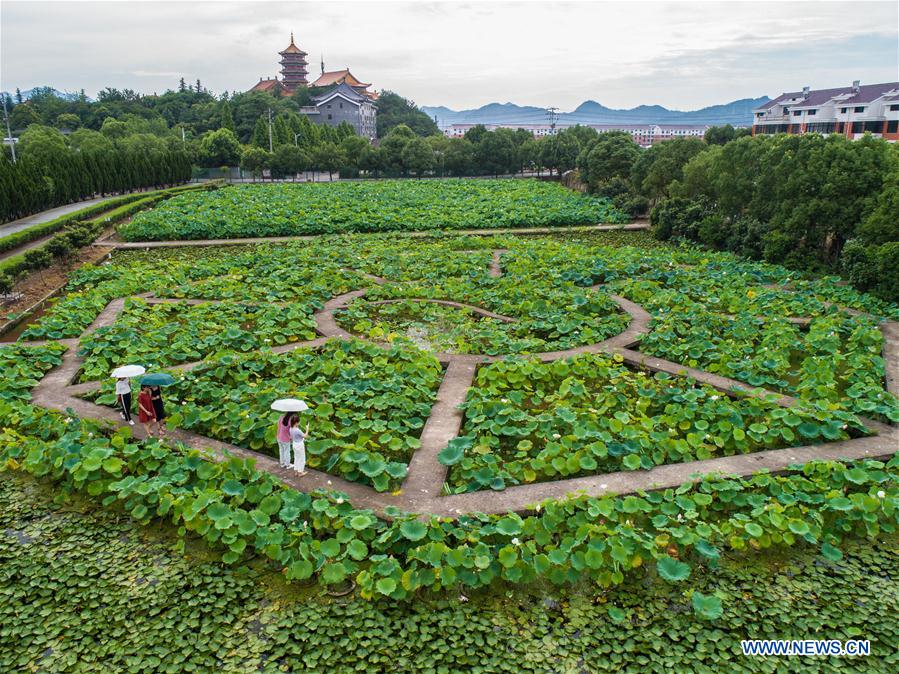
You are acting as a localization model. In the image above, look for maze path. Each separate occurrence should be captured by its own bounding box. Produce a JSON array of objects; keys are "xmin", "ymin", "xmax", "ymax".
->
[{"xmin": 15, "ymin": 249, "xmax": 899, "ymax": 518}]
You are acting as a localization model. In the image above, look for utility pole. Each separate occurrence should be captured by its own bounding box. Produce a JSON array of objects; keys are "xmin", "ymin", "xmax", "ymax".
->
[
  {"xmin": 268, "ymin": 108, "xmax": 274, "ymax": 153},
  {"xmin": 2, "ymin": 94, "xmax": 16, "ymax": 163},
  {"xmin": 294, "ymin": 132, "xmax": 301, "ymax": 147},
  {"xmin": 546, "ymin": 107, "xmax": 559, "ymax": 135}
]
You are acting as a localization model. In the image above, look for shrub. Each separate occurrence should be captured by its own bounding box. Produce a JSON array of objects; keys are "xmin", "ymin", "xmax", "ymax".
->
[
  {"xmin": 23, "ymin": 248, "xmax": 53, "ymax": 271},
  {"xmin": 842, "ymin": 239, "xmax": 899, "ymax": 303},
  {"xmin": 649, "ymin": 197, "xmax": 713, "ymax": 241}
]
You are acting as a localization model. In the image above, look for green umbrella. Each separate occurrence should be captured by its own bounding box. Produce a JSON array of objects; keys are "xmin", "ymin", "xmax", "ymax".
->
[{"xmin": 140, "ymin": 373, "xmax": 176, "ymax": 387}]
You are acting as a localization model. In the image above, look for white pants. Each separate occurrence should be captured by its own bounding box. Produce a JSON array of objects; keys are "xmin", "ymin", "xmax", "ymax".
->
[
  {"xmin": 278, "ymin": 440, "xmax": 291, "ymax": 467},
  {"xmin": 292, "ymin": 441, "xmax": 306, "ymax": 472}
]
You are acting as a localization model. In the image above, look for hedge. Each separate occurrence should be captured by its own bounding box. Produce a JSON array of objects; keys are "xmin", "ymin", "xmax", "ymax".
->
[
  {"xmin": 0, "ymin": 182, "xmax": 204, "ymax": 256},
  {"xmin": 0, "ymin": 184, "xmax": 215, "ymax": 283}
]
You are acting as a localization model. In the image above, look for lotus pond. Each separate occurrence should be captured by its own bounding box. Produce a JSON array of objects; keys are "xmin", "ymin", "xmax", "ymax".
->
[
  {"xmin": 117, "ymin": 179, "xmax": 630, "ymax": 241},
  {"xmin": 15, "ymin": 230, "xmax": 899, "ymax": 497}
]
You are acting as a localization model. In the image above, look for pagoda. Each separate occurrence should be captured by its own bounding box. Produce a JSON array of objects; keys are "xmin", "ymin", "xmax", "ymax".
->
[{"xmin": 278, "ymin": 33, "xmax": 308, "ymax": 92}]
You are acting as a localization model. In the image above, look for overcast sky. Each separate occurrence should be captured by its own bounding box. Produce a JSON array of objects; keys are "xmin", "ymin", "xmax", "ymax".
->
[{"xmin": 1, "ymin": 0, "xmax": 897, "ymax": 111}]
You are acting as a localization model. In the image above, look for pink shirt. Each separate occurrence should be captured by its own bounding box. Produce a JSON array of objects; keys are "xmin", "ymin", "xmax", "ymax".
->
[{"xmin": 276, "ymin": 416, "xmax": 291, "ymax": 442}]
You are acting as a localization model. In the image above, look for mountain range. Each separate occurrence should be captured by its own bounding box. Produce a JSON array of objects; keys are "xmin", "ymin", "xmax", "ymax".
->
[
  {"xmin": 421, "ymin": 97, "xmax": 769, "ymax": 128},
  {"xmin": 1, "ymin": 87, "xmax": 87, "ymax": 103}
]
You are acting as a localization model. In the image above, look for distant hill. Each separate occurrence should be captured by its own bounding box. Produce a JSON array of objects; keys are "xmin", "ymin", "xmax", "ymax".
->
[
  {"xmin": 422, "ymin": 97, "xmax": 770, "ymax": 127},
  {"xmin": 1, "ymin": 87, "xmax": 87, "ymax": 102}
]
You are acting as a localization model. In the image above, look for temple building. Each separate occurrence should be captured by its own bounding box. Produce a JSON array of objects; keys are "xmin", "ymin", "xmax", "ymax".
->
[{"xmin": 248, "ymin": 33, "xmax": 377, "ymax": 138}]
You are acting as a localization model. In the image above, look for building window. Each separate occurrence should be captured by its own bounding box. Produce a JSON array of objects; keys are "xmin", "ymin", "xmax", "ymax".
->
[
  {"xmin": 327, "ymin": 114, "xmax": 332, "ymax": 120},
  {"xmin": 888, "ymin": 120, "xmax": 898, "ymax": 133},
  {"xmin": 851, "ymin": 121, "xmax": 863, "ymax": 133},
  {"xmin": 854, "ymin": 106, "xmax": 865, "ymax": 113},
  {"xmin": 890, "ymin": 104, "xmax": 899, "ymax": 111},
  {"xmin": 793, "ymin": 110, "xmax": 801, "ymax": 116},
  {"xmin": 339, "ymin": 102, "xmax": 343, "ymax": 109},
  {"xmin": 864, "ymin": 121, "xmax": 882, "ymax": 133},
  {"xmin": 807, "ymin": 109, "xmax": 816, "ymax": 116},
  {"xmin": 840, "ymin": 107, "xmax": 848, "ymax": 113}
]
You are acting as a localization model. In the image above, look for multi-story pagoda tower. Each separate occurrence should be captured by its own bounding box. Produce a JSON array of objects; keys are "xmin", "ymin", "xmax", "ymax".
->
[{"xmin": 279, "ymin": 32, "xmax": 308, "ymax": 92}]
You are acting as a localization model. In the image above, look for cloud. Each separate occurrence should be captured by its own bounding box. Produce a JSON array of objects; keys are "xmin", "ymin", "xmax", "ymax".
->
[{"xmin": 1, "ymin": 1, "xmax": 896, "ymax": 110}]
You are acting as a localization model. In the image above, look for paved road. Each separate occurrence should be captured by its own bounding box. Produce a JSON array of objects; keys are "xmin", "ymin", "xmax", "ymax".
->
[{"xmin": 0, "ymin": 193, "xmax": 138, "ymax": 238}]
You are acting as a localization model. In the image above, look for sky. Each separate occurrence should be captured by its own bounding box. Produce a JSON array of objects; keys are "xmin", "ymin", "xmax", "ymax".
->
[{"xmin": 1, "ymin": 0, "xmax": 897, "ymax": 111}]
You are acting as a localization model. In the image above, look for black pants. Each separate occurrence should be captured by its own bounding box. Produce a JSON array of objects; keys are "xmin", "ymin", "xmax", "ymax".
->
[{"xmin": 119, "ymin": 392, "xmax": 132, "ymax": 422}]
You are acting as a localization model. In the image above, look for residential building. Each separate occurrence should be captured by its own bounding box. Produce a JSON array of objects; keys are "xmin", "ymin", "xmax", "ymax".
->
[
  {"xmin": 752, "ymin": 81, "xmax": 899, "ymax": 141},
  {"xmin": 312, "ymin": 82, "xmax": 378, "ymax": 140},
  {"xmin": 441, "ymin": 123, "xmax": 709, "ymax": 147}
]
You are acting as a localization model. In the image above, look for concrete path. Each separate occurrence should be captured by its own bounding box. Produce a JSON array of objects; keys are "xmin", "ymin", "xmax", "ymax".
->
[
  {"xmin": 0, "ymin": 193, "xmax": 138, "ymax": 238},
  {"xmin": 18, "ymin": 248, "xmax": 899, "ymax": 518},
  {"xmin": 95, "ymin": 222, "xmax": 651, "ymax": 249},
  {"xmin": 402, "ymin": 359, "xmax": 479, "ymax": 505}
]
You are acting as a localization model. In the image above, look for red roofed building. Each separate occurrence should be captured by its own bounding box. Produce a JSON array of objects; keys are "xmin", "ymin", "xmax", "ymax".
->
[
  {"xmin": 753, "ymin": 81, "xmax": 899, "ymax": 142},
  {"xmin": 247, "ymin": 33, "xmax": 378, "ymax": 138},
  {"xmin": 309, "ymin": 68, "xmax": 377, "ymax": 100}
]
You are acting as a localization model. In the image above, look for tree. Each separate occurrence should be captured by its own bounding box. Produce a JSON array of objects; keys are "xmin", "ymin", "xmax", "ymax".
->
[
  {"xmin": 196, "ymin": 128, "xmax": 241, "ymax": 167},
  {"xmin": 18, "ymin": 125, "xmax": 68, "ymax": 165},
  {"xmin": 358, "ymin": 146, "xmax": 385, "ymax": 177},
  {"xmin": 55, "ymin": 113, "xmax": 81, "ymax": 130},
  {"xmin": 374, "ymin": 91, "xmax": 439, "ymax": 138},
  {"xmin": 239, "ymin": 146, "xmax": 271, "ymax": 180},
  {"xmin": 311, "ymin": 142, "xmax": 346, "ymax": 180},
  {"xmin": 475, "ymin": 130, "xmax": 516, "ymax": 176},
  {"xmin": 401, "ymin": 137, "xmax": 436, "ymax": 176},
  {"xmin": 539, "ymin": 133, "xmax": 580, "ymax": 176},
  {"xmin": 340, "ymin": 135, "xmax": 370, "ymax": 168},
  {"xmin": 220, "ymin": 103, "xmax": 235, "ymax": 133},
  {"xmin": 381, "ymin": 124, "xmax": 415, "ymax": 173},
  {"xmin": 577, "ymin": 132, "xmax": 641, "ymax": 189},
  {"xmin": 704, "ymin": 124, "xmax": 751, "ymax": 146},
  {"xmin": 178, "ymin": 78, "xmax": 187, "ymax": 92},
  {"xmin": 100, "ymin": 117, "xmax": 128, "ymax": 140},
  {"xmin": 9, "ymin": 103, "xmax": 42, "ymax": 131},
  {"xmin": 270, "ymin": 145, "xmax": 308, "ymax": 179},
  {"xmin": 464, "ymin": 124, "xmax": 489, "ymax": 145},
  {"xmin": 632, "ymin": 137, "xmax": 706, "ymax": 201},
  {"xmin": 251, "ymin": 116, "xmax": 270, "ymax": 149}
]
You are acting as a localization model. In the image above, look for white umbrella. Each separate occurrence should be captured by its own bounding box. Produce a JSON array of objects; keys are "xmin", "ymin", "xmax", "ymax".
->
[
  {"xmin": 110, "ymin": 365, "xmax": 146, "ymax": 378},
  {"xmin": 271, "ymin": 398, "xmax": 310, "ymax": 412}
]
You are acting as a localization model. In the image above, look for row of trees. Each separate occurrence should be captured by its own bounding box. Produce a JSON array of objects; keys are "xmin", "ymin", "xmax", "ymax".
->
[
  {"xmin": 4, "ymin": 86, "xmax": 437, "ymax": 146},
  {"xmin": 0, "ymin": 124, "xmax": 191, "ymax": 223},
  {"xmin": 643, "ymin": 133, "xmax": 899, "ymax": 301}
]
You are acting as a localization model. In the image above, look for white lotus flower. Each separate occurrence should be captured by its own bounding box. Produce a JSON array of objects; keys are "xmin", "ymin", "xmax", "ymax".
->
[
  {"xmin": 552, "ymin": 433, "xmax": 561, "ymax": 440},
  {"xmin": 336, "ymin": 497, "xmax": 344, "ymax": 504},
  {"xmin": 511, "ymin": 537, "xmax": 520, "ymax": 545},
  {"xmin": 877, "ymin": 490, "xmax": 886, "ymax": 499}
]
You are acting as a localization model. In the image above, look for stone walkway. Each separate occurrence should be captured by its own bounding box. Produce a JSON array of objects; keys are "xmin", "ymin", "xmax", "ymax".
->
[
  {"xmin": 16, "ymin": 248, "xmax": 899, "ymax": 518},
  {"xmin": 94, "ymin": 223, "xmax": 650, "ymax": 249}
]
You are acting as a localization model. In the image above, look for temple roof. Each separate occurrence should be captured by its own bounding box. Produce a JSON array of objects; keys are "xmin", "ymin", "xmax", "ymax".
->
[
  {"xmin": 311, "ymin": 69, "xmax": 370, "ymax": 89},
  {"xmin": 250, "ymin": 78, "xmax": 282, "ymax": 93},
  {"xmin": 280, "ymin": 32, "xmax": 307, "ymax": 56}
]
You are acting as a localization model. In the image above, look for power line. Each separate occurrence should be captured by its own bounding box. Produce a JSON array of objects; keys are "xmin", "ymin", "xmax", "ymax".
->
[{"xmin": 546, "ymin": 107, "xmax": 559, "ymax": 133}]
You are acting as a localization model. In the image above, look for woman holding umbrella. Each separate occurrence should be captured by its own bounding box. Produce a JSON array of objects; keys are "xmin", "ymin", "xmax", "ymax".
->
[
  {"xmin": 137, "ymin": 384, "xmax": 157, "ymax": 438},
  {"xmin": 150, "ymin": 386, "xmax": 166, "ymax": 438},
  {"xmin": 271, "ymin": 399, "xmax": 311, "ymax": 474},
  {"xmin": 111, "ymin": 365, "xmax": 145, "ymax": 427},
  {"xmin": 139, "ymin": 374, "xmax": 175, "ymax": 439}
]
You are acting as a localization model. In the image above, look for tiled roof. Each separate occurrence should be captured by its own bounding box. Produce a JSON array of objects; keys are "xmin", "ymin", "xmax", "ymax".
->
[
  {"xmin": 280, "ymin": 33, "xmax": 307, "ymax": 56},
  {"xmin": 759, "ymin": 82, "xmax": 899, "ymax": 111},
  {"xmin": 313, "ymin": 81, "xmax": 368, "ymax": 105},
  {"xmin": 311, "ymin": 69, "xmax": 371, "ymax": 89},
  {"xmin": 250, "ymin": 78, "xmax": 281, "ymax": 92}
]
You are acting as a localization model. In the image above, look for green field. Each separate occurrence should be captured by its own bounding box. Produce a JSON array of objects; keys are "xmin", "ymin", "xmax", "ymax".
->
[
  {"xmin": 117, "ymin": 179, "xmax": 629, "ymax": 241},
  {"xmin": 2, "ymin": 226, "xmax": 898, "ymax": 671}
]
